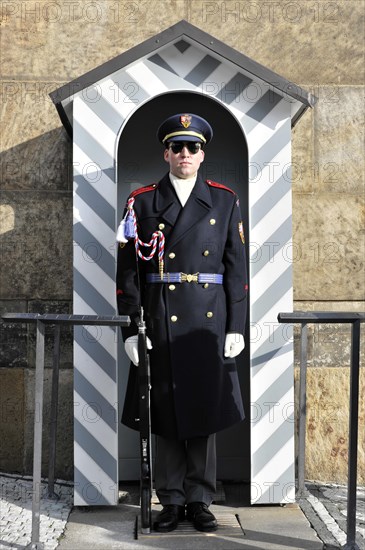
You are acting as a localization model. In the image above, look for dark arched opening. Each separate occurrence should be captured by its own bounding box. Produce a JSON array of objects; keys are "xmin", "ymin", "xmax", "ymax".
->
[{"xmin": 117, "ymin": 91, "xmax": 250, "ymax": 486}]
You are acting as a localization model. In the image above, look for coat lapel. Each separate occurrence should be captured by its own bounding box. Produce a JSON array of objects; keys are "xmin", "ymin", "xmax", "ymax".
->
[
  {"xmin": 154, "ymin": 173, "xmax": 181, "ymax": 227},
  {"xmin": 167, "ymin": 172, "xmax": 212, "ymax": 249}
]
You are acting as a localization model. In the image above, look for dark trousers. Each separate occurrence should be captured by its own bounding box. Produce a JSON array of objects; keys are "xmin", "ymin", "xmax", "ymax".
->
[{"xmin": 154, "ymin": 434, "xmax": 216, "ymax": 506}]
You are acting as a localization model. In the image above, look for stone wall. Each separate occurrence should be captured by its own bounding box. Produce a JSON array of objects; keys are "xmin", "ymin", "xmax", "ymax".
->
[{"xmin": 0, "ymin": 0, "xmax": 364, "ymax": 482}]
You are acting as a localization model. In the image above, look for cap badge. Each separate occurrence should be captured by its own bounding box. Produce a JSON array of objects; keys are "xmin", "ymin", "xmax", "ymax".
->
[{"xmin": 180, "ymin": 114, "xmax": 192, "ymax": 128}]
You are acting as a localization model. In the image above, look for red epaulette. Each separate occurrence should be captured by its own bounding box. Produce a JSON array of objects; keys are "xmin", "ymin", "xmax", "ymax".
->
[
  {"xmin": 206, "ymin": 180, "xmax": 235, "ymax": 194},
  {"xmin": 130, "ymin": 183, "xmax": 158, "ymax": 199}
]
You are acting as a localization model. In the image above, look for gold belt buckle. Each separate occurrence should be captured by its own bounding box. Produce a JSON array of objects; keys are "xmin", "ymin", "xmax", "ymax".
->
[{"xmin": 181, "ymin": 272, "xmax": 199, "ymax": 283}]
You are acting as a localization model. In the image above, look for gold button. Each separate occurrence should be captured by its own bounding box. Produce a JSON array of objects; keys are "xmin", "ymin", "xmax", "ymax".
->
[
  {"xmin": 206, "ymin": 312, "xmax": 213, "ymax": 318},
  {"xmin": 169, "ymin": 252, "xmax": 175, "ymax": 259},
  {"xmin": 210, "ymin": 219, "xmax": 216, "ymax": 225},
  {"xmin": 158, "ymin": 223, "xmax": 165, "ymax": 230},
  {"xmin": 171, "ymin": 315, "xmax": 178, "ymax": 322},
  {"xmin": 169, "ymin": 285, "xmax": 176, "ymax": 291},
  {"xmin": 203, "ymin": 283, "xmax": 209, "ymax": 289},
  {"xmin": 203, "ymin": 250, "xmax": 209, "ymax": 257}
]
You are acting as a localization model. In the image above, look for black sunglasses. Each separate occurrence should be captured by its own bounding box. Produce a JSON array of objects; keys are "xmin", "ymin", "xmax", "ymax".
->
[{"xmin": 167, "ymin": 142, "xmax": 202, "ymax": 154}]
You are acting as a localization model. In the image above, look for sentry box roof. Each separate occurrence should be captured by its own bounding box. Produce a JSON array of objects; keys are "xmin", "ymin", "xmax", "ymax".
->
[{"xmin": 49, "ymin": 19, "xmax": 317, "ymax": 137}]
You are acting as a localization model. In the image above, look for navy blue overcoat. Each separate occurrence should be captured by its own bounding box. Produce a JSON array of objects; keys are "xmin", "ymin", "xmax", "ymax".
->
[{"xmin": 116, "ymin": 172, "xmax": 248, "ymax": 440}]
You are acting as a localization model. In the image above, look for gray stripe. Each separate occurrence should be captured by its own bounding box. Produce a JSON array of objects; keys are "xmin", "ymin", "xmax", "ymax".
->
[
  {"xmin": 145, "ymin": 59, "xmax": 199, "ymax": 91},
  {"xmin": 215, "ymin": 72, "xmax": 252, "ymax": 104},
  {"xmin": 74, "ymin": 467, "xmax": 114, "ymax": 505},
  {"xmin": 74, "ymin": 223, "xmax": 116, "ymax": 281},
  {"xmin": 87, "ymin": 93, "xmax": 125, "ymax": 135},
  {"xmin": 245, "ymin": 90, "xmax": 283, "ymax": 123},
  {"xmin": 250, "ymin": 216, "xmax": 292, "ymax": 278},
  {"xmin": 74, "ymin": 268, "xmax": 115, "ymax": 315},
  {"xmin": 109, "ymin": 75, "xmax": 149, "ymax": 108},
  {"xmin": 252, "ymin": 341, "xmax": 292, "ymax": 369},
  {"xmin": 252, "ymin": 390, "xmax": 294, "ymax": 478},
  {"xmin": 74, "ymin": 174, "xmax": 115, "ymax": 231},
  {"xmin": 74, "ymin": 326, "xmax": 117, "ymax": 383},
  {"xmin": 74, "ymin": 368, "xmax": 117, "ymax": 432},
  {"xmin": 174, "ymin": 40, "xmax": 190, "ymax": 53},
  {"xmin": 251, "ymin": 319, "xmax": 293, "ymax": 373},
  {"xmin": 251, "ymin": 119, "xmax": 291, "ymax": 173},
  {"xmin": 74, "ymin": 419, "xmax": 117, "ymax": 481},
  {"xmin": 103, "ymin": 166, "xmax": 115, "ymax": 182},
  {"xmin": 74, "ymin": 119, "xmax": 114, "ymax": 169},
  {"xmin": 252, "ymin": 264, "xmax": 292, "ymax": 321},
  {"xmin": 148, "ymin": 53, "xmax": 179, "ymax": 76},
  {"xmin": 184, "ymin": 55, "xmax": 221, "ymax": 86},
  {"xmin": 258, "ymin": 464, "xmax": 295, "ymax": 504},
  {"xmin": 251, "ymin": 169, "xmax": 291, "ymax": 229}
]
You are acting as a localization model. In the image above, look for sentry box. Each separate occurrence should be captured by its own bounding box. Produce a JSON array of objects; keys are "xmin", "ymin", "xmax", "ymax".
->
[{"xmin": 50, "ymin": 20, "xmax": 317, "ymax": 506}]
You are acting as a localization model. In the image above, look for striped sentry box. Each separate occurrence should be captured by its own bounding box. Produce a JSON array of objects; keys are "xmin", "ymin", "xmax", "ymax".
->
[{"xmin": 70, "ymin": 29, "xmax": 310, "ymax": 506}]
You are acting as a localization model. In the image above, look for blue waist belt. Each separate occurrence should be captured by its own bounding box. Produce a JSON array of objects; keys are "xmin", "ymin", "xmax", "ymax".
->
[{"xmin": 146, "ymin": 272, "xmax": 223, "ymax": 284}]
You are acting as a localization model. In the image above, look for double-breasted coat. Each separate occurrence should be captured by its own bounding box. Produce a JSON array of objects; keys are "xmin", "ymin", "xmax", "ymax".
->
[{"xmin": 116, "ymin": 171, "xmax": 248, "ymax": 440}]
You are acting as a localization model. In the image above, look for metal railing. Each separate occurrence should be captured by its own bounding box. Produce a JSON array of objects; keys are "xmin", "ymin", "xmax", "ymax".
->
[
  {"xmin": 278, "ymin": 311, "xmax": 364, "ymax": 550},
  {"xmin": 2, "ymin": 311, "xmax": 363, "ymax": 549},
  {"xmin": 1, "ymin": 313, "xmax": 130, "ymax": 550}
]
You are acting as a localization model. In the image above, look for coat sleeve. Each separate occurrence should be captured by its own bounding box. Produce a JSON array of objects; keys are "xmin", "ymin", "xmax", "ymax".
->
[
  {"xmin": 116, "ymin": 238, "xmax": 140, "ymax": 341},
  {"xmin": 222, "ymin": 195, "xmax": 248, "ymax": 335}
]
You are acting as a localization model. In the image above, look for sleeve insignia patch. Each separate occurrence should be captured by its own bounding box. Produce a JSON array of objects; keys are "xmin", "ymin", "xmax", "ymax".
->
[{"xmin": 238, "ymin": 221, "xmax": 245, "ymax": 244}]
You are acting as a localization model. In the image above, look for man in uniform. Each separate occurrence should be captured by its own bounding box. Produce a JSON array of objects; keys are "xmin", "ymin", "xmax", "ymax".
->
[{"xmin": 116, "ymin": 113, "xmax": 248, "ymax": 532}]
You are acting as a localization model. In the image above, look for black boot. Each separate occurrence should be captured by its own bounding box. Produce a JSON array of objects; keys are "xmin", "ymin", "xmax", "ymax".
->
[
  {"xmin": 153, "ymin": 504, "xmax": 185, "ymax": 532},
  {"xmin": 186, "ymin": 502, "xmax": 218, "ymax": 532}
]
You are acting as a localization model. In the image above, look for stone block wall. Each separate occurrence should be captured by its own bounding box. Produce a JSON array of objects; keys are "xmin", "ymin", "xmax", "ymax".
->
[{"xmin": 0, "ymin": 0, "xmax": 364, "ymax": 482}]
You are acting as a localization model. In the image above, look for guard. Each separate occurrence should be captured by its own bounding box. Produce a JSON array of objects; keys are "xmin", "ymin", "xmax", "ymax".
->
[{"xmin": 116, "ymin": 113, "xmax": 248, "ymax": 532}]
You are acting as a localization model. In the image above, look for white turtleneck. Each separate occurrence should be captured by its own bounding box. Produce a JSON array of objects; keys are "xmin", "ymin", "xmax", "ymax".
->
[{"xmin": 169, "ymin": 172, "xmax": 197, "ymax": 207}]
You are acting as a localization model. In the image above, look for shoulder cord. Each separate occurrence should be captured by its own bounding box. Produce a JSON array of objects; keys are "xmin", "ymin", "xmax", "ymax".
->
[{"xmin": 125, "ymin": 197, "xmax": 165, "ymax": 280}]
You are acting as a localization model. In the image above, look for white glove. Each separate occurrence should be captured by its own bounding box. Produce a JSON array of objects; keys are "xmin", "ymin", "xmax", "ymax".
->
[
  {"xmin": 224, "ymin": 333, "xmax": 245, "ymax": 358},
  {"xmin": 124, "ymin": 335, "xmax": 153, "ymax": 366}
]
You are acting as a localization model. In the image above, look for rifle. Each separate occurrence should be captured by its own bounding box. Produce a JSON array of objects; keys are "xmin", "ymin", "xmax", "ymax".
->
[{"xmin": 137, "ymin": 306, "xmax": 152, "ymax": 534}]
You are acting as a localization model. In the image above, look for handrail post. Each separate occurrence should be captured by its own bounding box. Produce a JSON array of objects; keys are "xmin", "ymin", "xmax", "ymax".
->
[
  {"xmin": 297, "ymin": 322, "xmax": 309, "ymax": 498},
  {"xmin": 1, "ymin": 313, "xmax": 131, "ymax": 548},
  {"xmin": 27, "ymin": 320, "xmax": 46, "ymax": 550},
  {"xmin": 343, "ymin": 319, "xmax": 361, "ymax": 550},
  {"xmin": 48, "ymin": 324, "xmax": 61, "ymax": 499}
]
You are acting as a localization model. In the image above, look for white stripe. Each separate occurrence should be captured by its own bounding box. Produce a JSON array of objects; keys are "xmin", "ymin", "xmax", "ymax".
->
[
  {"xmin": 249, "ymin": 142, "xmax": 291, "ymax": 200},
  {"xmin": 74, "ymin": 98, "xmax": 116, "ymax": 156},
  {"xmin": 247, "ymin": 107, "xmax": 289, "ymax": 157},
  {"xmin": 250, "ymin": 236, "xmax": 292, "ymax": 293},
  {"xmin": 73, "ymin": 194, "xmax": 115, "ymax": 250},
  {"xmin": 158, "ymin": 43, "xmax": 207, "ymax": 77},
  {"xmin": 251, "ymin": 191, "xmax": 292, "ymax": 245},
  {"xmin": 251, "ymin": 353, "xmax": 293, "ymax": 401},
  {"xmin": 74, "ymin": 245, "xmax": 115, "ymax": 307},
  {"xmin": 251, "ymin": 436, "xmax": 295, "ymax": 504},
  {"xmin": 74, "ymin": 344, "xmax": 117, "ymax": 398},
  {"xmin": 144, "ymin": 59, "xmax": 203, "ymax": 93},
  {"xmin": 73, "ymin": 133, "xmax": 114, "ymax": 175},
  {"xmin": 100, "ymin": 77, "xmax": 138, "ymax": 121},
  {"xmin": 73, "ymin": 150, "xmax": 115, "ymax": 208},
  {"xmin": 251, "ymin": 287, "xmax": 293, "ymax": 329},
  {"xmin": 74, "ymin": 442, "xmax": 117, "ymax": 506},
  {"xmin": 126, "ymin": 61, "xmax": 168, "ymax": 95},
  {"xmin": 73, "ymin": 293, "xmax": 96, "ymax": 315},
  {"xmin": 74, "ymin": 391, "xmax": 117, "ymax": 457}
]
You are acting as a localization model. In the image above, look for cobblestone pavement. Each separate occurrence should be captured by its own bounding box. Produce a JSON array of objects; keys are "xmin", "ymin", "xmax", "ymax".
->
[
  {"xmin": 1, "ymin": 473, "xmax": 364, "ymax": 549},
  {"xmin": 300, "ymin": 482, "xmax": 365, "ymax": 549},
  {"xmin": 0, "ymin": 474, "xmax": 73, "ymax": 550}
]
